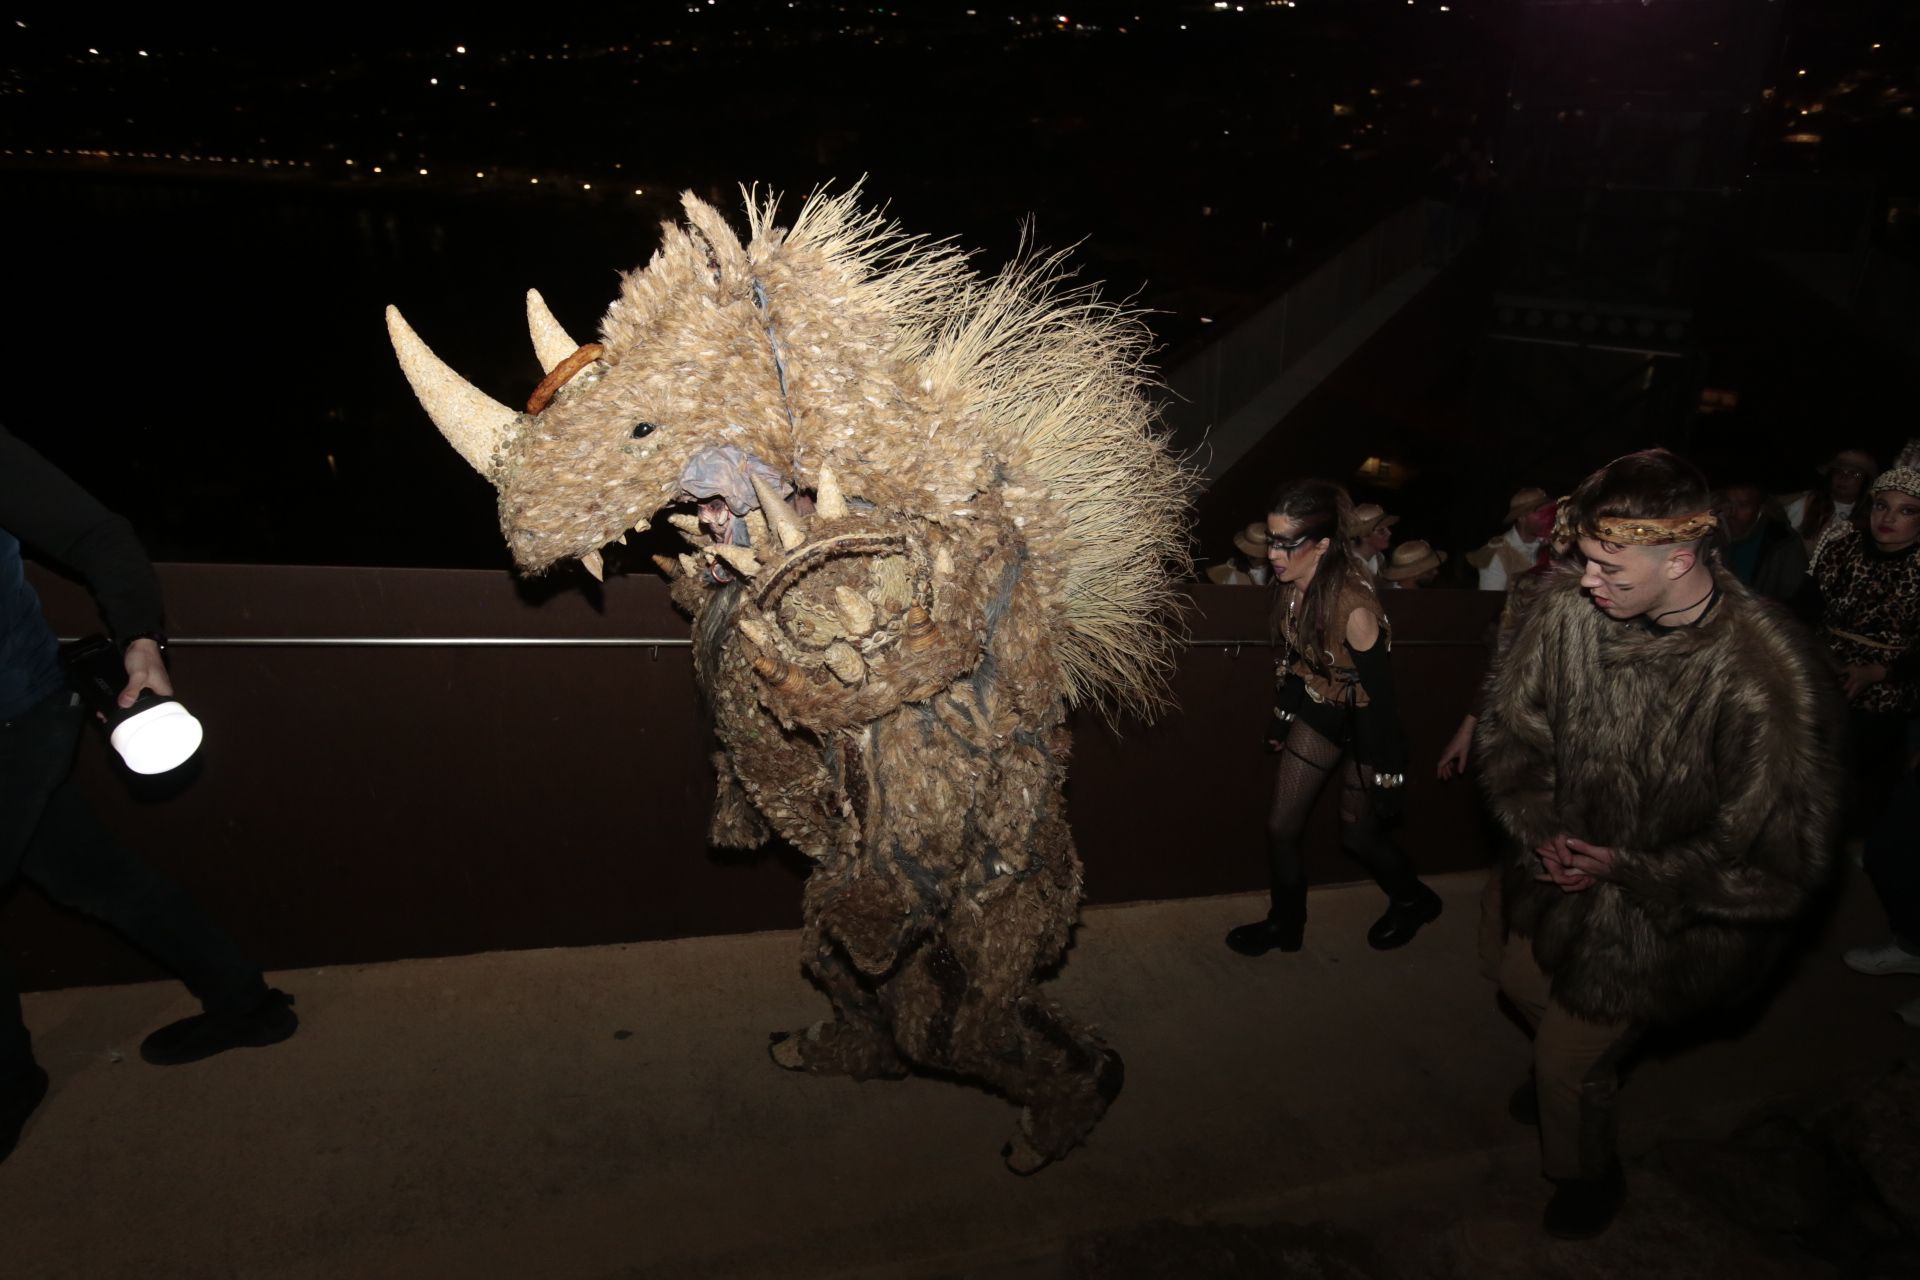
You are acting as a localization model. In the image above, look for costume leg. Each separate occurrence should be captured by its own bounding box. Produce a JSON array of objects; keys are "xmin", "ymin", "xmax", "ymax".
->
[
  {"xmin": 11, "ymin": 699, "xmax": 265, "ymax": 1019},
  {"xmin": 1336, "ymin": 760, "xmax": 1423, "ymax": 900},
  {"xmin": 1338, "ymin": 759, "xmax": 1442, "ymax": 948},
  {"xmin": 1264, "ymin": 719, "xmax": 1344, "ymax": 904},
  {"xmin": 888, "ymin": 833, "xmax": 1119, "ymax": 1172},
  {"xmin": 1499, "ymin": 934, "xmax": 1639, "ymax": 1180},
  {"xmin": 1226, "ymin": 719, "xmax": 1342, "ymax": 954},
  {"xmin": 769, "ymin": 935, "xmax": 909, "ymax": 1080},
  {"xmin": 1477, "ymin": 865, "xmax": 1506, "ymax": 984}
]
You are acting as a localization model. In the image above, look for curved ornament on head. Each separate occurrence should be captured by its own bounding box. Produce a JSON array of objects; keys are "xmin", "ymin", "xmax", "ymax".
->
[
  {"xmin": 525, "ymin": 288, "xmax": 581, "ymax": 375},
  {"xmin": 385, "ymin": 305, "xmax": 518, "ymax": 479}
]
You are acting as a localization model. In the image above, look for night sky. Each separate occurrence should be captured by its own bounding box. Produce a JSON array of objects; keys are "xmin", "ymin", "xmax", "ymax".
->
[{"xmin": 0, "ymin": 2, "xmax": 1911, "ymax": 567}]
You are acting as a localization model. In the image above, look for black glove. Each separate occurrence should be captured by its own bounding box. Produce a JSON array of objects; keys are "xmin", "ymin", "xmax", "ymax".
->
[
  {"xmin": 1348, "ymin": 641, "xmax": 1409, "ymax": 824},
  {"xmin": 1267, "ymin": 671, "xmax": 1306, "ymax": 752}
]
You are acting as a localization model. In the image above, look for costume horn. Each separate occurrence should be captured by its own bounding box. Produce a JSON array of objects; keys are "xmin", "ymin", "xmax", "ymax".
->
[
  {"xmin": 525, "ymin": 289, "xmax": 581, "ymax": 375},
  {"xmin": 385, "ymin": 306, "xmax": 517, "ymax": 478},
  {"xmin": 814, "ymin": 467, "xmax": 850, "ymax": 520},
  {"xmin": 751, "ymin": 474, "xmax": 808, "ymax": 552}
]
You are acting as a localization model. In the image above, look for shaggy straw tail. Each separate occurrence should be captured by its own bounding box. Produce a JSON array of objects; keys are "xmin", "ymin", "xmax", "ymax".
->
[
  {"xmin": 384, "ymin": 305, "xmax": 517, "ymax": 478},
  {"xmin": 525, "ymin": 289, "xmax": 581, "ymax": 375},
  {"xmin": 752, "ymin": 475, "xmax": 808, "ymax": 551}
]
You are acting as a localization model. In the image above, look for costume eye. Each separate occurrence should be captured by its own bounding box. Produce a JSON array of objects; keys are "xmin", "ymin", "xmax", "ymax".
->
[{"xmin": 631, "ymin": 422, "xmax": 657, "ymax": 439}]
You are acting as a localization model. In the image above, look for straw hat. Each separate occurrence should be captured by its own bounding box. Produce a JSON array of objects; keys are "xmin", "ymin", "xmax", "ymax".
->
[
  {"xmin": 1347, "ymin": 503, "xmax": 1400, "ymax": 539},
  {"xmin": 1382, "ymin": 540, "xmax": 1448, "ymax": 581},
  {"xmin": 1503, "ymin": 486, "xmax": 1551, "ymax": 526},
  {"xmin": 1819, "ymin": 449, "xmax": 1879, "ymax": 478},
  {"xmin": 1231, "ymin": 521, "xmax": 1268, "ymax": 558}
]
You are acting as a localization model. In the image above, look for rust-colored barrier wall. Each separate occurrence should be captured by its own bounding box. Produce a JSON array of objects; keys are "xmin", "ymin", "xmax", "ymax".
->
[{"xmin": 6, "ymin": 567, "xmax": 1502, "ymax": 990}]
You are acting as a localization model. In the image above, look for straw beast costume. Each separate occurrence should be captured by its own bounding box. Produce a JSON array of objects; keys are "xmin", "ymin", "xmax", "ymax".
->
[{"xmin": 386, "ymin": 190, "xmax": 1189, "ymax": 1172}]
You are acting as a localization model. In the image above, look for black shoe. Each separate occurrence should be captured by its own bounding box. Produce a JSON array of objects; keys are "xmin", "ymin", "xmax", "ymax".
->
[
  {"xmin": 1543, "ymin": 1171, "xmax": 1624, "ymax": 1240},
  {"xmin": 1508, "ymin": 1077, "xmax": 1540, "ymax": 1126},
  {"xmin": 1367, "ymin": 883, "xmax": 1443, "ymax": 950},
  {"xmin": 140, "ymin": 989, "xmax": 298, "ymax": 1066},
  {"xmin": 1, "ymin": 1065, "xmax": 50, "ymax": 1165},
  {"xmin": 1225, "ymin": 918, "xmax": 1305, "ymax": 956}
]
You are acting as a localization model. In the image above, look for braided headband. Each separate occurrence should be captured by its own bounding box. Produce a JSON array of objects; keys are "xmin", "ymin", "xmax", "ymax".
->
[
  {"xmin": 1871, "ymin": 466, "xmax": 1920, "ymax": 501},
  {"xmin": 1552, "ymin": 500, "xmax": 1718, "ymax": 547}
]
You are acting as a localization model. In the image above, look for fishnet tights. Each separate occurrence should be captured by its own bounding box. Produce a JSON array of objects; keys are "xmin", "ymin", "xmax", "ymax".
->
[{"xmin": 1264, "ymin": 717, "xmax": 1419, "ymax": 907}]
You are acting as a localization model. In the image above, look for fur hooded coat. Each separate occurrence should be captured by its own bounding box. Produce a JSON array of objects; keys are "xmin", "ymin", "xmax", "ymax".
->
[{"xmin": 1476, "ymin": 567, "xmax": 1840, "ymax": 1025}]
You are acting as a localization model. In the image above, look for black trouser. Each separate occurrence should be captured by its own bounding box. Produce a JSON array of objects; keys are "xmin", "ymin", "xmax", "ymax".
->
[
  {"xmin": 1864, "ymin": 758, "xmax": 1920, "ymax": 946},
  {"xmin": 1, "ymin": 691, "xmax": 264, "ymax": 1084}
]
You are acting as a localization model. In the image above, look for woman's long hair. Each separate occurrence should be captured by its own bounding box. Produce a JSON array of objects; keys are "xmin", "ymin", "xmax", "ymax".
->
[{"xmin": 1267, "ymin": 479, "xmax": 1370, "ymax": 667}]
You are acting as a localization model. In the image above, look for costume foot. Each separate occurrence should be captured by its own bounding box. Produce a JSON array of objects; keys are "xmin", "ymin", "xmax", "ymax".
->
[
  {"xmin": 1225, "ymin": 916, "xmax": 1304, "ymax": 956},
  {"xmin": 1367, "ymin": 884, "xmax": 1442, "ymax": 950},
  {"xmin": 1002, "ymin": 1133, "xmax": 1051, "ymax": 1176},
  {"xmin": 1543, "ymin": 1171, "xmax": 1623, "ymax": 1240},
  {"xmin": 766, "ymin": 1023, "xmax": 909, "ymax": 1080},
  {"xmin": 1, "ymin": 1065, "xmax": 50, "ymax": 1165},
  {"xmin": 1002, "ymin": 1047, "xmax": 1125, "ymax": 1175},
  {"xmin": 1844, "ymin": 940, "xmax": 1920, "ymax": 977},
  {"xmin": 140, "ymin": 989, "xmax": 297, "ymax": 1066}
]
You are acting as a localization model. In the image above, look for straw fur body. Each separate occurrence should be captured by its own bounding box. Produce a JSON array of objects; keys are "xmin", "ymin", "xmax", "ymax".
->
[{"xmin": 395, "ymin": 187, "xmax": 1188, "ymax": 1169}]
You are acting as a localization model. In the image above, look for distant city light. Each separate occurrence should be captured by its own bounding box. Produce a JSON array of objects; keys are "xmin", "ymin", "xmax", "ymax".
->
[
  {"xmin": 430, "ymin": 78, "xmax": 439, "ymax": 85},
  {"xmin": 456, "ymin": 45, "xmax": 467, "ymax": 54},
  {"xmin": 345, "ymin": 159, "xmax": 355, "ymax": 165},
  {"xmin": 582, "ymin": 182, "xmax": 592, "ymax": 190},
  {"xmin": 1797, "ymin": 68, "xmax": 1807, "ymax": 76},
  {"xmin": 475, "ymin": 170, "xmax": 484, "ymax": 177},
  {"xmin": 1200, "ymin": 317, "xmax": 1215, "ymax": 324},
  {"xmin": 531, "ymin": 177, "xmax": 540, "ymax": 184},
  {"xmin": 138, "ymin": 50, "xmax": 147, "ymax": 57},
  {"xmin": 372, "ymin": 166, "xmax": 383, "ymax": 173},
  {"xmin": 418, "ymin": 167, "xmax": 428, "ymax": 175},
  {"xmin": 87, "ymin": 47, "xmax": 98, "ymax": 55}
]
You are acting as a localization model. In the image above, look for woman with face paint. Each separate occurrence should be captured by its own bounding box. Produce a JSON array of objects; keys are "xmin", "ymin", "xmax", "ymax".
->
[{"xmin": 1227, "ymin": 479, "xmax": 1442, "ymax": 957}]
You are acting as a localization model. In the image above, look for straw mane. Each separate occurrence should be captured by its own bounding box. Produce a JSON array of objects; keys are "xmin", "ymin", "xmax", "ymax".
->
[{"xmin": 609, "ymin": 186, "xmax": 1193, "ymax": 719}]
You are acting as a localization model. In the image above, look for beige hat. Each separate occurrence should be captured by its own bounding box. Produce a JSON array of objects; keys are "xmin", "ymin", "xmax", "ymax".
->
[
  {"xmin": 1382, "ymin": 540, "xmax": 1448, "ymax": 581},
  {"xmin": 1504, "ymin": 486, "xmax": 1551, "ymax": 526},
  {"xmin": 1346, "ymin": 503, "xmax": 1400, "ymax": 538},
  {"xmin": 1231, "ymin": 521, "xmax": 1268, "ymax": 558},
  {"xmin": 1820, "ymin": 449, "xmax": 1879, "ymax": 478}
]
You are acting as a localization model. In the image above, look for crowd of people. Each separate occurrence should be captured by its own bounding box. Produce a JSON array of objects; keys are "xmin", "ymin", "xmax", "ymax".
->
[
  {"xmin": 1205, "ymin": 446, "xmax": 1899, "ymax": 608},
  {"xmin": 1214, "ymin": 441, "xmax": 1918, "ymax": 1239}
]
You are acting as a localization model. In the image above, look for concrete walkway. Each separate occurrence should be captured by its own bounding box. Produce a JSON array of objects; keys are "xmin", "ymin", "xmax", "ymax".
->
[{"xmin": 4, "ymin": 869, "xmax": 1912, "ymax": 1279}]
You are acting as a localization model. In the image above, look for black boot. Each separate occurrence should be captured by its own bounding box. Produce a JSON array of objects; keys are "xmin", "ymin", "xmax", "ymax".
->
[
  {"xmin": 1367, "ymin": 882, "xmax": 1443, "ymax": 950},
  {"xmin": 1226, "ymin": 888, "xmax": 1306, "ymax": 957},
  {"xmin": 1543, "ymin": 1169, "xmax": 1624, "ymax": 1239},
  {"xmin": 140, "ymin": 989, "xmax": 298, "ymax": 1066}
]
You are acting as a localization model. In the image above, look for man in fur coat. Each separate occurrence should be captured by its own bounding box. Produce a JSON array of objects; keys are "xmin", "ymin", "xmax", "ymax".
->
[{"xmin": 1476, "ymin": 449, "xmax": 1839, "ymax": 1239}]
